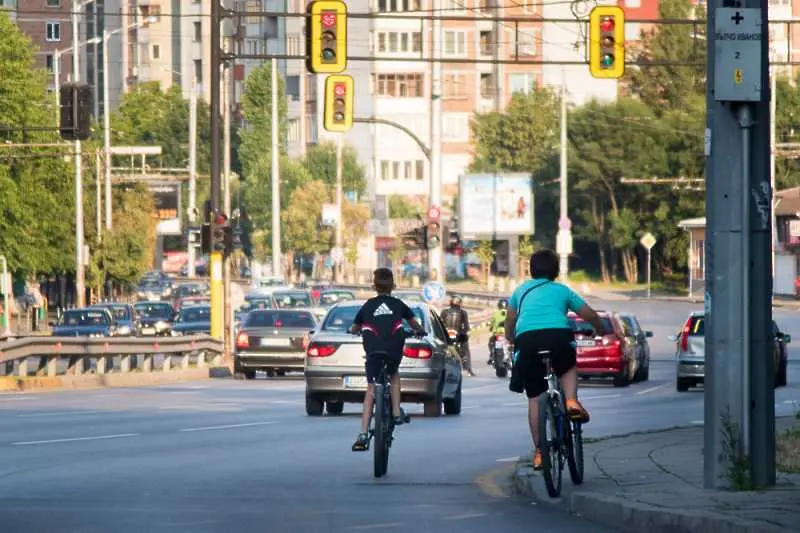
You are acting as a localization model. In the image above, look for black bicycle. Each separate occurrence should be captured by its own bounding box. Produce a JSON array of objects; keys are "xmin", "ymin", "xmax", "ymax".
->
[
  {"xmin": 369, "ymin": 351, "xmax": 397, "ymax": 478},
  {"xmin": 537, "ymin": 349, "xmax": 584, "ymax": 498}
]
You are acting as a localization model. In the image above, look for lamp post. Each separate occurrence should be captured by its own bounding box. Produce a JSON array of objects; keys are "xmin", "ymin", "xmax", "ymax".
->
[{"xmin": 53, "ymin": 37, "xmax": 101, "ymax": 113}]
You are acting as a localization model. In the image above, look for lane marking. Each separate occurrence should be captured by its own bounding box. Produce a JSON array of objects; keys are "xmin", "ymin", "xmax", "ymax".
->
[
  {"xmin": 17, "ymin": 410, "xmax": 107, "ymax": 418},
  {"xmin": 690, "ymin": 420, "xmax": 704, "ymax": 425},
  {"xmin": 581, "ymin": 394, "xmax": 622, "ymax": 401},
  {"xmin": 636, "ymin": 384, "xmax": 667, "ymax": 395},
  {"xmin": 179, "ymin": 421, "xmax": 277, "ymax": 432},
  {"xmin": 12, "ymin": 433, "xmax": 139, "ymax": 446},
  {"xmin": 443, "ymin": 513, "xmax": 486, "ymax": 520},
  {"xmin": 496, "ymin": 456, "xmax": 520, "ymax": 463},
  {"xmin": 350, "ymin": 523, "xmax": 403, "ymax": 531}
]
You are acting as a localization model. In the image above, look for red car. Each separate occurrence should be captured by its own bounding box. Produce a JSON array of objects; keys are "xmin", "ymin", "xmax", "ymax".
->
[{"xmin": 568, "ymin": 311, "xmax": 637, "ymax": 387}]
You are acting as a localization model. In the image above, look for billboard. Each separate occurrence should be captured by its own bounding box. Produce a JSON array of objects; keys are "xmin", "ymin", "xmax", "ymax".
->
[
  {"xmin": 458, "ymin": 173, "xmax": 534, "ymax": 237},
  {"xmin": 148, "ymin": 182, "xmax": 181, "ymax": 236}
]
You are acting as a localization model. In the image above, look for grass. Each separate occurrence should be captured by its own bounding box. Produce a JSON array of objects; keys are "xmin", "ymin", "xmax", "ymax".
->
[{"xmin": 777, "ymin": 428, "xmax": 800, "ymax": 474}]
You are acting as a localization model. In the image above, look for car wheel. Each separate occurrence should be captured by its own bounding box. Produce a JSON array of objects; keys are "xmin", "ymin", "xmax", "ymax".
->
[
  {"xmin": 276, "ymin": 369, "xmax": 287, "ymax": 377},
  {"xmin": 613, "ymin": 369, "xmax": 629, "ymax": 387},
  {"xmin": 306, "ymin": 394, "xmax": 324, "ymax": 416},
  {"xmin": 266, "ymin": 369, "xmax": 277, "ymax": 378},
  {"xmin": 443, "ymin": 380, "xmax": 462, "ymax": 416},
  {"xmin": 776, "ymin": 363, "xmax": 788, "ymax": 387},
  {"xmin": 641, "ymin": 364, "xmax": 650, "ymax": 382},
  {"xmin": 676, "ymin": 378, "xmax": 691, "ymax": 392},
  {"xmin": 326, "ymin": 401, "xmax": 344, "ymax": 416},
  {"xmin": 423, "ymin": 378, "xmax": 444, "ymax": 417}
]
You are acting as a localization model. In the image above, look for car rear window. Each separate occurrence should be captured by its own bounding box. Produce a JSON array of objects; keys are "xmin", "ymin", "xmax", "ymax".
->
[
  {"xmin": 62, "ymin": 310, "xmax": 109, "ymax": 326},
  {"xmin": 178, "ymin": 307, "xmax": 211, "ymax": 322},
  {"xmin": 135, "ymin": 303, "xmax": 173, "ymax": 318},
  {"xmin": 273, "ymin": 292, "xmax": 312, "ymax": 308},
  {"xmin": 569, "ymin": 316, "xmax": 614, "ymax": 336},
  {"xmin": 319, "ymin": 292, "xmax": 355, "ymax": 306},
  {"xmin": 245, "ymin": 310, "xmax": 316, "ymax": 328},
  {"xmin": 321, "ymin": 305, "xmax": 425, "ymax": 332}
]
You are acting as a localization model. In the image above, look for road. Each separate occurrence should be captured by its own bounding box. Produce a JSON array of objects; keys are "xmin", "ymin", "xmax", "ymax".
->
[{"xmin": 1, "ymin": 300, "xmax": 799, "ymax": 533}]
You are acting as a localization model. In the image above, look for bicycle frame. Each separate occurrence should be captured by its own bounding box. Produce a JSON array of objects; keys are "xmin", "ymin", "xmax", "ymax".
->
[{"xmin": 369, "ymin": 357, "xmax": 395, "ymax": 478}]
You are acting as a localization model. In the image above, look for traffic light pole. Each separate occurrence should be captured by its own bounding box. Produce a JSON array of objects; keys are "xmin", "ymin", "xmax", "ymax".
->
[
  {"xmin": 210, "ymin": 0, "xmax": 223, "ymax": 342},
  {"xmin": 334, "ymin": 134, "xmax": 344, "ymax": 283},
  {"xmin": 72, "ymin": 1, "xmax": 85, "ymax": 308},
  {"xmin": 429, "ymin": 1, "xmax": 443, "ymax": 282},
  {"xmin": 223, "ymin": 58, "xmax": 233, "ymax": 361}
]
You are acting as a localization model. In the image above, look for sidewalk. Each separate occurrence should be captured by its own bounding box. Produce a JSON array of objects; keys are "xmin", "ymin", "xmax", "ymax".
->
[{"xmin": 514, "ymin": 418, "xmax": 800, "ymax": 533}]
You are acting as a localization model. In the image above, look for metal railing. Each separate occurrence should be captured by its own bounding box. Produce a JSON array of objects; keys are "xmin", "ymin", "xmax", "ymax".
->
[{"xmin": 0, "ymin": 336, "xmax": 224, "ymax": 379}]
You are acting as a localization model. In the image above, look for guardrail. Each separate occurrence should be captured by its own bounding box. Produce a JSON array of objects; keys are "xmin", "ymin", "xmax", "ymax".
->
[{"xmin": 0, "ymin": 336, "xmax": 224, "ymax": 379}]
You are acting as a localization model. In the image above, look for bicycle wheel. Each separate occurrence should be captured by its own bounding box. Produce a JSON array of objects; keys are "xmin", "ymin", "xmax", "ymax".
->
[
  {"xmin": 538, "ymin": 395, "xmax": 563, "ymax": 498},
  {"xmin": 373, "ymin": 383, "xmax": 388, "ymax": 478},
  {"xmin": 567, "ymin": 420, "xmax": 584, "ymax": 485}
]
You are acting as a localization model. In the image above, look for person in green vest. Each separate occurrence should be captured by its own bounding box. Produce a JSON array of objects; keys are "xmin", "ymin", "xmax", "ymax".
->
[{"xmin": 487, "ymin": 299, "xmax": 508, "ymax": 365}]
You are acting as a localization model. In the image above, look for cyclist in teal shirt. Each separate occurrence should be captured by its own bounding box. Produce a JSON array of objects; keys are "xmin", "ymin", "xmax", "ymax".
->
[{"xmin": 505, "ymin": 249, "xmax": 606, "ymax": 470}]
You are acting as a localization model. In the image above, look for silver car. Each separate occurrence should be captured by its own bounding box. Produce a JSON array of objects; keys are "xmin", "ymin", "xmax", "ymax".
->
[
  {"xmin": 304, "ymin": 300, "xmax": 463, "ymax": 417},
  {"xmin": 670, "ymin": 311, "xmax": 705, "ymax": 392}
]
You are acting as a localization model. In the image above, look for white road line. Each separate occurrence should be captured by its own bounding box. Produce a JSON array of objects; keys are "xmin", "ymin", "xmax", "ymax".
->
[
  {"xmin": 350, "ymin": 523, "xmax": 403, "ymax": 531},
  {"xmin": 2, "ymin": 397, "xmax": 35, "ymax": 401},
  {"xmin": 496, "ymin": 456, "xmax": 520, "ymax": 463},
  {"xmin": 17, "ymin": 410, "xmax": 106, "ymax": 418},
  {"xmin": 179, "ymin": 421, "xmax": 277, "ymax": 432},
  {"xmin": 443, "ymin": 513, "xmax": 486, "ymax": 520},
  {"xmin": 690, "ymin": 420, "xmax": 704, "ymax": 425},
  {"xmin": 12, "ymin": 433, "xmax": 139, "ymax": 446},
  {"xmin": 581, "ymin": 394, "xmax": 622, "ymax": 401},
  {"xmin": 636, "ymin": 384, "xmax": 667, "ymax": 395}
]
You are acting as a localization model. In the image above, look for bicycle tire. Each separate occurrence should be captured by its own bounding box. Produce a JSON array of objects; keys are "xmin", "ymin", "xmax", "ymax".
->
[
  {"xmin": 567, "ymin": 420, "xmax": 584, "ymax": 485},
  {"xmin": 538, "ymin": 394, "xmax": 563, "ymax": 498},
  {"xmin": 373, "ymin": 383, "xmax": 388, "ymax": 478}
]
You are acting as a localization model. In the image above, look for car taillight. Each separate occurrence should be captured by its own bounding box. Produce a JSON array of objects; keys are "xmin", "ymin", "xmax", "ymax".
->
[
  {"xmin": 235, "ymin": 332, "xmax": 249, "ymax": 349},
  {"xmin": 307, "ymin": 342, "xmax": 338, "ymax": 357},
  {"xmin": 680, "ymin": 317, "xmax": 692, "ymax": 351},
  {"xmin": 274, "ymin": 320, "xmax": 283, "ymax": 328},
  {"xmin": 601, "ymin": 335, "xmax": 619, "ymax": 347},
  {"xmin": 404, "ymin": 345, "xmax": 432, "ymax": 359}
]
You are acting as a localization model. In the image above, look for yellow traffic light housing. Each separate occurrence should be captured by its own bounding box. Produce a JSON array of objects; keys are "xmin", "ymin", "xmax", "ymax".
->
[
  {"xmin": 589, "ymin": 6, "xmax": 625, "ymax": 79},
  {"xmin": 324, "ymin": 75, "xmax": 354, "ymax": 132},
  {"xmin": 307, "ymin": 0, "xmax": 347, "ymax": 74}
]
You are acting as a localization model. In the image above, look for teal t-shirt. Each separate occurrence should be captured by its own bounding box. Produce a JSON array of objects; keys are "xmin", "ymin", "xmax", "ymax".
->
[{"xmin": 508, "ymin": 278, "xmax": 587, "ymax": 335}]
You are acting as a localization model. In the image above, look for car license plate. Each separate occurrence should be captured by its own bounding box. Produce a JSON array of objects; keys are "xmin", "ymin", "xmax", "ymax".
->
[
  {"xmin": 141, "ymin": 327, "xmax": 155, "ymax": 335},
  {"xmin": 344, "ymin": 376, "xmax": 368, "ymax": 388},
  {"xmin": 576, "ymin": 339, "xmax": 596, "ymax": 347},
  {"xmin": 260, "ymin": 337, "xmax": 290, "ymax": 348}
]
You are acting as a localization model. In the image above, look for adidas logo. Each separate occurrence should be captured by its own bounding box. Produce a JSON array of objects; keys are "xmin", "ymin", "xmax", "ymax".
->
[{"xmin": 373, "ymin": 303, "xmax": 393, "ymax": 317}]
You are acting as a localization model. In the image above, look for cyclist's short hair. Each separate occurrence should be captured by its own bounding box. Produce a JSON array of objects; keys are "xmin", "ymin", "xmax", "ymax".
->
[
  {"xmin": 373, "ymin": 268, "xmax": 395, "ymax": 293},
  {"xmin": 530, "ymin": 249, "xmax": 559, "ymax": 281}
]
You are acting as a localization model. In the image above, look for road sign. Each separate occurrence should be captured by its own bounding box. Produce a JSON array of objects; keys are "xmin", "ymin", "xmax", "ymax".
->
[
  {"xmin": 422, "ymin": 281, "xmax": 446, "ymax": 303},
  {"xmin": 713, "ymin": 8, "xmax": 763, "ymax": 102},
  {"xmin": 640, "ymin": 232, "xmax": 657, "ymax": 250},
  {"xmin": 427, "ymin": 206, "xmax": 441, "ymax": 222},
  {"xmin": 556, "ymin": 230, "xmax": 573, "ymax": 255}
]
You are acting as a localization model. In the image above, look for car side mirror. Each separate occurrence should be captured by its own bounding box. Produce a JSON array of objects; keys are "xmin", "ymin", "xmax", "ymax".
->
[
  {"xmin": 785, "ymin": 334, "xmax": 792, "ymax": 344},
  {"xmin": 308, "ymin": 329, "xmax": 315, "ymax": 336},
  {"xmin": 667, "ymin": 334, "xmax": 678, "ymax": 342},
  {"xmin": 645, "ymin": 331, "xmax": 653, "ymax": 338}
]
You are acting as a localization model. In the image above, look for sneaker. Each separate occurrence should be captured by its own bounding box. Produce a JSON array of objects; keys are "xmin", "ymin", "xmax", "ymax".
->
[
  {"xmin": 393, "ymin": 408, "xmax": 410, "ymax": 426},
  {"xmin": 351, "ymin": 432, "xmax": 369, "ymax": 452},
  {"xmin": 532, "ymin": 449, "xmax": 543, "ymax": 471},
  {"xmin": 566, "ymin": 399, "xmax": 590, "ymax": 423}
]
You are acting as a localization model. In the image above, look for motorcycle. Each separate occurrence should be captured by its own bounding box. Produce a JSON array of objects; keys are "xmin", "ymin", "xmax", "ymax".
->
[
  {"xmin": 492, "ymin": 334, "xmax": 513, "ymax": 378},
  {"xmin": 447, "ymin": 328, "xmax": 468, "ymax": 365}
]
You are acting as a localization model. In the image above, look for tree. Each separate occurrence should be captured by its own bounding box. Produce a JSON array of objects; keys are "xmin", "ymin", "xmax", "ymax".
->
[
  {"xmin": 388, "ymin": 195, "xmax": 422, "ymax": 219},
  {"xmin": 342, "ymin": 201, "xmax": 370, "ymax": 279},
  {"xmin": 238, "ymin": 64, "xmax": 288, "ymax": 178},
  {"xmin": 303, "ymin": 142, "xmax": 367, "ymax": 196},
  {"xmin": 474, "ymin": 241, "xmax": 496, "ymax": 288},
  {"xmin": 281, "ymin": 180, "xmax": 333, "ymax": 264},
  {"xmin": 469, "ymin": 88, "xmax": 560, "ymax": 173},
  {"xmin": 517, "ymin": 236, "xmax": 537, "ymax": 278}
]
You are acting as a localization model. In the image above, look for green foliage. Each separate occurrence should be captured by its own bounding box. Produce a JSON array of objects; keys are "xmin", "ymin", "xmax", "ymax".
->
[
  {"xmin": 281, "ymin": 180, "xmax": 333, "ymax": 255},
  {"xmin": 302, "ymin": 142, "xmax": 367, "ymax": 196},
  {"xmin": 388, "ymin": 195, "xmax": 422, "ymax": 219},
  {"xmin": 775, "ymin": 75, "xmax": 800, "ymax": 189},
  {"xmin": 238, "ymin": 64, "xmax": 288, "ymax": 178}
]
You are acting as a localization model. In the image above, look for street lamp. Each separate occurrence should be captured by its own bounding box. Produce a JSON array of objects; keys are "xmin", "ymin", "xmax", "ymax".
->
[
  {"xmin": 52, "ymin": 36, "xmax": 101, "ymax": 110},
  {"xmin": 102, "ymin": 16, "xmax": 157, "ymax": 231}
]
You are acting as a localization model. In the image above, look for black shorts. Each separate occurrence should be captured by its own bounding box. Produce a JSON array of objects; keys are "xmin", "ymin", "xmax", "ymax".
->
[
  {"xmin": 513, "ymin": 328, "xmax": 576, "ymax": 398},
  {"xmin": 365, "ymin": 351, "xmax": 402, "ymax": 384}
]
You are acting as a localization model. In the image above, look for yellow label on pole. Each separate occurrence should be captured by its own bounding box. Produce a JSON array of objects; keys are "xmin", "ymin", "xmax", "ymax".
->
[
  {"xmin": 734, "ymin": 69, "xmax": 743, "ymax": 85},
  {"xmin": 210, "ymin": 252, "xmax": 224, "ymax": 340}
]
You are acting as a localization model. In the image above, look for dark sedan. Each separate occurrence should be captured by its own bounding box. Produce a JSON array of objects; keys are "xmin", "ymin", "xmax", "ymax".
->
[
  {"xmin": 618, "ymin": 312, "xmax": 653, "ymax": 382},
  {"xmin": 51, "ymin": 308, "xmax": 116, "ymax": 337},
  {"xmin": 234, "ymin": 309, "xmax": 318, "ymax": 379},
  {"xmin": 134, "ymin": 301, "xmax": 175, "ymax": 336},
  {"xmin": 171, "ymin": 306, "xmax": 211, "ymax": 336},
  {"xmin": 90, "ymin": 303, "xmax": 138, "ymax": 337}
]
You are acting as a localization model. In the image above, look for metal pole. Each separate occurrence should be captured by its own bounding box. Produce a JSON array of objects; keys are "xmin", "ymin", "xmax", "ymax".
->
[
  {"xmin": 646, "ymin": 249, "xmax": 652, "ymax": 299},
  {"xmin": 102, "ymin": 29, "xmax": 112, "ymax": 230},
  {"xmin": 271, "ymin": 57, "xmax": 281, "ymax": 277},
  {"xmin": 223, "ymin": 59, "xmax": 233, "ymax": 362},
  {"xmin": 210, "ymin": 0, "xmax": 221, "ymax": 212},
  {"xmin": 54, "ymin": 52, "xmax": 61, "ymax": 110},
  {"xmin": 95, "ymin": 150, "xmax": 102, "ymax": 241},
  {"xmin": 428, "ymin": 0, "xmax": 443, "ymax": 281},
  {"xmin": 335, "ymin": 134, "xmax": 344, "ymax": 283},
  {"xmin": 558, "ymin": 78, "xmax": 570, "ymax": 281},
  {"xmin": 187, "ymin": 77, "xmax": 197, "ymax": 278},
  {"xmin": 72, "ymin": 0, "xmax": 85, "ymax": 308},
  {"xmin": 298, "ymin": 69, "xmax": 307, "ymax": 158},
  {"xmin": 739, "ymin": 104, "xmax": 754, "ymax": 459},
  {"xmin": 770, "ymin": 70, "xmax": 777, "ymax": 282},
  {"xmin": 1, "ymin": 256, "xmax": 10, "ymax": 337}
]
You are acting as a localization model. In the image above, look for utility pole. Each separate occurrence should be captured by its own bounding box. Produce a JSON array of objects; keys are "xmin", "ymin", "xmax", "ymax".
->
[
  {"xmin": 95, "ymin": 150, "xmax": 102, "ymax": 241},
  {"xmin": 556, "ymin": 79, "xmax": 571, "ymax": 280},
  {"xmin": 271, "ymin": 57, "xmax": 281, "ymax": 278},
  {"xmin": 429, "ymin": 0, "xmax": 443, "ymax": 281},
  {"xmin": 299, "ymin": 70, "xmax": 307, "ymax": 158},
  {"xmin": 334, "ymin": 134, "xmax": 344, "ymax": 283},
  {"xmin": 770, "ymin": 69, "xmax": 777, "ymax": 282},
  {"xmin": 704, "ymin": 3, "xmax": 773, "ymax": 489},
  {"xmin": 223, "ymin": 57, "xmax": 233, "ymax": 361},
  {"xmin": 209, "ymin": 0, "xmax": 223, "ymax": 341},
  {"xmin": 187, "ymin": 76, "xmax": 198, "ymax": 278},
  {"xmin": 72, "ymin": 0, "xmax": 85, "ymax": 308},
  {"xmin": 102, "ymin": 28, "xmax": 112, "ymax": 230}
]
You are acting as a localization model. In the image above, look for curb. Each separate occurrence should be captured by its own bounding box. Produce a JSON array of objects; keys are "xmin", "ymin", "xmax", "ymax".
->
[{"xmin": 513, "ymin": 464, "xmax": 789, "ymax": 533}]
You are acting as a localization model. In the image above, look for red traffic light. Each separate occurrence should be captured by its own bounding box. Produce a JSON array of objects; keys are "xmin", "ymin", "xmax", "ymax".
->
[
  {"xmin": 321, "ymin": 11, "xmax": 336, "ymax": 28},
  {"xmin": 214, "ymin": 213, "xmax": 228, "ymax": 225},
  {"xmin": 599, "ymin": 16, "xmax": 615, "ymax": 33},
  {"xmin": 333, "ymin": 83, "xmax": 346, "ymax": 97}
]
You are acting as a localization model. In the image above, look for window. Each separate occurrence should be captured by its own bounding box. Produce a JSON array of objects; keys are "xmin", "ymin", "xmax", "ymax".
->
[
  {"xmin": 415, "ymin": 160, "xmax": 424, "ymax": 180},
  {"xmin": 376, "ymin": 0, "xmax": 421, "ymax": 13},
  {"xmin": 380, "ymin": 160, "xmax": 390, "ymax": 180},
  {"xmin": 509, "ymin": 73, "xmax": 535, "ymax": 95},
  {"xmin": 286, "ymin": 75, "xmax": 300, "ymax": 100},
  {"xmin": 513, "ymin": 30, "xmax": 537, "ymax": 56},
  {"xmin": 46, "ymin": 0, "xmax": 60, "ymax": 6},
  {"xmin": 625, "ymin": 0, "xmax": 642, "ymax": 6},
  {"xmin": 379, "ymin": 160, "xmax": 425, "ymax": 180},
  {"xmin": 392, "ymin": 162, "xmax": 400, "ymax": 180},
  {"xmin": 476, "ymin": 0, "xmax": 491, "ymax": 13},
  {"xmin": 479, "ymin": 30, "xmax": 494, "ymax": 56},
  {"xmin": 375, "ymin": 31, "xmax": 422, "ymax": 55},
  {"xmin": 443, "ymin": 113, "xmax": 470, "ymax": 142},
  {"xmin": 152, "ymin": 44, "xmax": 160, "ymax": 60},
  {"xmin": 288, "ymin": 119, "xmax": 300, "ymax": 142},
  {"xmin": 375, "ymin": 73, "xmax": 424, "ymax": 97},
  {"xmin": 194, "ymin": 59, "xmax": 203, "ymax": 83},
  {"xmin": 45, "ymin": 22, "xmax": 60, "ymax": 42},
  {"xmin": 287, "ymin": 33, "xmax": 301, "ymax": 55},
  {"xmin": 193, "ymin": 21, "xmax": 202, "ymax": 42},
  {"xmin": 625, "ymin": 22, "xmax": 641, "ymax": 41},
  {"xmin": 443, "ymin": 72, "xmax": 466, "ymax": 99},
  {"xmin": 444, "ymin": 30, "xmax": 467, "ymax": 57},
  {"xmin": 45, "ymin": 54, "xmax": 54, "ymax": 72},
  {"xmin": 442, "ymin": 0, "xmax": 466, "ymax": 14},
  {"xmin": 480, "ymin": 73, "xmax": 494, "ymax": 99}
]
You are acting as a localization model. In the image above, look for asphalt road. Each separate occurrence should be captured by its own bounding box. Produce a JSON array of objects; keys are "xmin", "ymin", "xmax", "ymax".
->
[{"xmin": 1, "ymin": 299, "xmax": 799, "ymax": 533}]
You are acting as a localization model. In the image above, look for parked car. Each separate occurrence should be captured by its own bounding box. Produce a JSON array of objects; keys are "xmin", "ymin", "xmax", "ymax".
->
[
  {"xmin": 304, "ymin": 300, "xmax": 463, "ymax": 417},
  {"xmin": 134, "ymin": 301, "xmax": 176, "ymax": 337},
  {"xmin": 171, "ymin": 305, "xmax": 212, "ymax": 336},
  {"xmin": 671, "ymin": 313, "xmax": 791, "ymax": 391},
  {"xmin": 89, "ymin": 303, "xmax": 139, "ymax": 337},
  {"xmin": 51, "ymin": 308, "xmax": 116, "ymax": 337},
  {"xmin": 272, "ymin": 289, "xmax": 313, "ymax": 309},
  {"xmin": 618, "ymin": 312, "xmax": 653, "ymax": 382},
  {"xmin": 234, "ymin": 309, "xmax": 318, "ymax": 379},
  {"xmin": 568, "ymin": 311, "xmax": 637, "ymax": 387}
]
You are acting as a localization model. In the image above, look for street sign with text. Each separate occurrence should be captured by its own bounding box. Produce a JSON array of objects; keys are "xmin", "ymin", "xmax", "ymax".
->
[{"xmin": 713, "ymin": 8, "xmax": 763, "ymax": 102}]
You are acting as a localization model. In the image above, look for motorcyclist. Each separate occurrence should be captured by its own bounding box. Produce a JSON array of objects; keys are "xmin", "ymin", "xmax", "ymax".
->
[
  {"xmin": 487, "ymin": 299, "xmax": 509, "ymax": 365},
  {"xmin": 440, "ymin": 295, "xmax": 474, "ymax": 376}
]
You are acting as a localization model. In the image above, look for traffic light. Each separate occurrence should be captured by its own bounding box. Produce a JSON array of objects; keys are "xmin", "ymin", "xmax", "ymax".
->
[
  {"xmin": 59, "ymin": 83, "xmax": 92, "ymax": 140},
  {"xmin": 307, "ymin": 0, "xmax": 347, "ymax": 74},
  {"xmin": 444, "ymin": 219, "xmax": 460, "ymax": 250},
  {"xmin": 201, "ymin": 223, "xmax": 212, "ymax": 255},
  {"xmin": 589, "ymin": 6, "xmax": 625, "ymax": 79},
  {"xmin": 427, "ymin": 221, "xmax": 441, "ymax": 249},
  {"xmin": 211, "ymin": 212, "xmax": 233, "ymax": 257},
  {"xmin": 401, "ymin": 226, "xmax": 427, "ymax": 250},
  {"xmin": 324, "ymin": 75, "xmax": 354, "ymax": 132}
]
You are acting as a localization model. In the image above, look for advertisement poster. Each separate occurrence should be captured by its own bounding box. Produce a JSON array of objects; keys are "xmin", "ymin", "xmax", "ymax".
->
[
  {"xmin": 148, "ymin": 182, "xmax": 181, "ymax": 236},
  {"xmin": 458, "ymin": 173, "xmax": 534, "ymax": 237}
]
